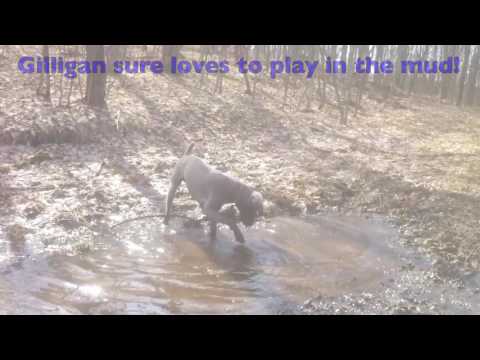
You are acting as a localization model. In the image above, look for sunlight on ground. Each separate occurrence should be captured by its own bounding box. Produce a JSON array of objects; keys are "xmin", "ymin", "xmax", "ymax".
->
[{"xmin": 416, "ymin": 132, "xmax": 480, "ymax": 194}]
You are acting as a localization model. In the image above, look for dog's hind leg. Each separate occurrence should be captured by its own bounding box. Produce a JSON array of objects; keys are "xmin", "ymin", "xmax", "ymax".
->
[{"xmin": 164, "ymin": 168, "xmax": 183, "ymax": 225}]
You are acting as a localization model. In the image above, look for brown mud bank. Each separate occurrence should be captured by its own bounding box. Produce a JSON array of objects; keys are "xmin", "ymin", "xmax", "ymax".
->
[{"xmin": 1, "ymin": 138, "xmax": 480, "ymax": 314}]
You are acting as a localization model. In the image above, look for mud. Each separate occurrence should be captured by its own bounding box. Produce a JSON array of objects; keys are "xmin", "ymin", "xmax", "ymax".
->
[{"xmin": 1, "ymin": 214, "xmax": 478, "ymax": 315}]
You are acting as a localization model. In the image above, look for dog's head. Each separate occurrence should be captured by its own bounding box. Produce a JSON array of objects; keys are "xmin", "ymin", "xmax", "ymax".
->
[{"xmin": 239, "ymin": 191, "xmax": 264, "ymax": 227}]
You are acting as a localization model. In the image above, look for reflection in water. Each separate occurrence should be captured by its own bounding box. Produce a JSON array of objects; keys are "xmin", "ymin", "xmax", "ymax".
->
[
  {"xmin": 78, "ymin": 284, "xmax": 104, "ymax": 299},
  {"xmin": 0, "ymin": 215, "xmax": 413, "ymax": 314}
]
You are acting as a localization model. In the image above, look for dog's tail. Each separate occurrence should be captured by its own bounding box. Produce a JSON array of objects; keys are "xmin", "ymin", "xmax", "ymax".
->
[{"xmin": 184, "ymin": 143, "xmax": 195, "ymax": 156}]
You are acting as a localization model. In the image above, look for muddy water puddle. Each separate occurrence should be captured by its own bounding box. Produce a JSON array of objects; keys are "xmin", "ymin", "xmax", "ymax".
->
[{"xmin": 0, "ymin": 215, "xmax": 461, "ymax": 314}]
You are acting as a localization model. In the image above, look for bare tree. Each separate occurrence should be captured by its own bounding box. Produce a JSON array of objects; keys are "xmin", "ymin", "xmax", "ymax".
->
[
  {"xmin": 395, "ymin": 45, "xmax": 409, "ymax": 91},
  {"xmin": 235, "ymin": 45, "xmax": 252, "ymax": 95},
  {"xmin": 85, "ymin": 45, "xmax": 107, "ymax": 107},
  {"xmin": 163, "ymin": 45, "xmax": 183, "ymax": 73},
  {"xmin": 465, "ymin": 46, "xmax": 480, "ymax": 107},
  {"xmin": 36, "ymin": 45, "xmax": 51, "ymax": 102},
  {"xmin": 456, "ymin": 45, "xmax": 472, "ymax": 106}
]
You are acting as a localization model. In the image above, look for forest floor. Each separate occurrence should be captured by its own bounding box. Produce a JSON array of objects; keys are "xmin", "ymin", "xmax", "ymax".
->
[{"xmin": 1, "ymin": 47, "xmax": 480, "ymax": 314}]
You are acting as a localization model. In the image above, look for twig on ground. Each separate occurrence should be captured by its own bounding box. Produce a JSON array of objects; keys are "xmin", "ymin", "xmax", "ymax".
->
[
  {"xmin": 95, "ymin": 160, "xmax": 106, "ymax": 177},
  {"xmin": 4, "ymin": 185, "xmax": 56, "ymax": 192},
  {"xmin": 466, "ymin": 244, "xmax": 480, "ymax": 263}
]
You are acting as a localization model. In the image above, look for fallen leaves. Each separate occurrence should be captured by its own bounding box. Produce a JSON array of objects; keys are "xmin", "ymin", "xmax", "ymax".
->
[
  {"xmin": 6, "ymin": 224, "xmax": 29, "ymax": 242},
  {"xmin": 16, "ymin": 151, "xmax": 52, "ymax": 169},
  {"xmin": 0, "ymin": 165, "xmax": 10, "ymax": 174},
  {"xmin": 0, "ymin": 45, "xmax": 479, "ymax": 277}
]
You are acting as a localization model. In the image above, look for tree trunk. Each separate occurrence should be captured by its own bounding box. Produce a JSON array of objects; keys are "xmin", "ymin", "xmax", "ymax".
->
[
  {"xmin": 354, "ymin": 45, "xmax": 369, "ymax": 117},
  {"xmin": 395, "ymin": 45, "xmax": 409, "ymax": 91},
  {"xmin": 163, "ymin": 45, "xmax": 183, "ymax": 73},
  {"xmin": 214, "ymin": 46, "xmax": 227, "ymax": 94},
  {"xmin": 375, "ymin": 44, "xmax": 385, "ymax": 88},
  {"xmin": 85, "ymin": 45, "xmax": 107, "ymax": 107},
  {"xmin": 235, "ymin": 45, "xmax": 252, "ymax": 95},
  {"xmin": 40, "ymin": 45, "xmax": 51, "ymax": 102},
  {"xmin": 465, "ymin": 46, "xmax": 480, "ymax": 107},
  {"xmin": 440, "ymin": 45, "xmax": 455, "ymax": 101},
  {"xmin": 456, "ymin": 45, "xmax": 471, "ymax": 106}
]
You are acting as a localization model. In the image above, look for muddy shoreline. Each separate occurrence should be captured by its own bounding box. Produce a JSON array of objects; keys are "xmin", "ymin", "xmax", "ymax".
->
[
  {"xmin": 1, "ymin": 136, "xmax": 479, "ymax": 314},
  {"xmin": 2, "ymin": 50, "xmax": 480, "ymax": 313}
]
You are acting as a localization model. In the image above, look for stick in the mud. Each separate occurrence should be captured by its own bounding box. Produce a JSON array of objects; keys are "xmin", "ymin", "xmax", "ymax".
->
[{"xmin": 111, "ymin": 214, "xmax": 205, "ymax": 230}]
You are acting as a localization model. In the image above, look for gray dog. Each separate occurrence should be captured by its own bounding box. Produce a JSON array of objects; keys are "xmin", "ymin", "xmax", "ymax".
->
[{"xmin": 164, "ymin": 144, "xmax": 264, "ymax": 243}]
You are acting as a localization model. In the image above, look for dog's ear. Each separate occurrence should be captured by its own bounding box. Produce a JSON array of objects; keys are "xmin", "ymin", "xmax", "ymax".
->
[
  {"xmin": 250, "ymin": 191, "xmax": 263, "ymax": 205},
  {"xmin": 184, "ymin": 143, "xmax": 195, "ymax": 156},
  {"xmin": 250, "ymin": 191, "xmax": 264, "ymax": 216}
]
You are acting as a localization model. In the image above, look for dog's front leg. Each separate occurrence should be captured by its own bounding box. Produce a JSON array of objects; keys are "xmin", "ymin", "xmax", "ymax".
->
[
  {"xmin": 209, "ymin": 221, "xmax": 218, "ymax": 241},
  {"xmin": 203, "ymin": 201, "xmax": 218, "ymax": 241},
  {"xmin": 203, "ymin": 205, "xmax": 245, "ymax": 244},
  {"xmin": 209, "ymin": 206, "xmax": 238, "ymax": 241}
]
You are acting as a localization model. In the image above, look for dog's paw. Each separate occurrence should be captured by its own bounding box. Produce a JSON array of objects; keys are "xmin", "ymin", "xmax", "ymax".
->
[{"xmin": 234, "ymin": 232, "xmax": 245, "ymax": 244}]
